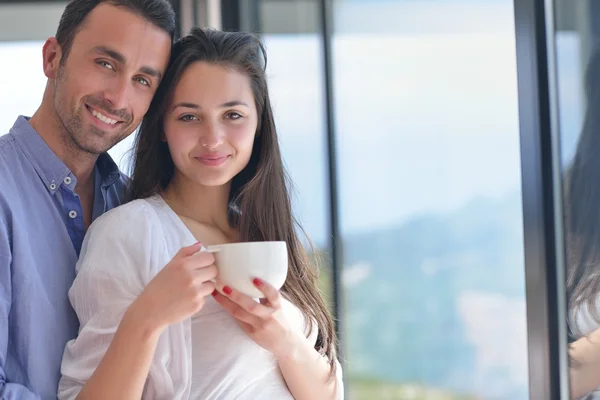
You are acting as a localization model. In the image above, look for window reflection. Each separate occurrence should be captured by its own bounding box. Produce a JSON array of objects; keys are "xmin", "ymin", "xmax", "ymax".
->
[
  {"xmin": 563, "ymin": 44, "xmax": 600, "ymax": 399},
  {"xmin": 555, "ymin": 2, "xmax": 600, "ymax": 398}
]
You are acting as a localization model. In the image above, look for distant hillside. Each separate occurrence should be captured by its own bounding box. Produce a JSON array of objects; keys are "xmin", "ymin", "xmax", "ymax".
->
[{"xmin": 318, "ymin": 193, "xmax": 528, "ymax": 399}]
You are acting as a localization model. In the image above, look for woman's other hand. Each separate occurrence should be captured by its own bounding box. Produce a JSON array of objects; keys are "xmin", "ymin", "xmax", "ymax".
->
[
  {"xmin": 211, "ymin": 278, "xmax": 305, "ymax": 360},
  {"xmin": 128, "ymin": 242, "xmax": 218, "ymax": 334}
]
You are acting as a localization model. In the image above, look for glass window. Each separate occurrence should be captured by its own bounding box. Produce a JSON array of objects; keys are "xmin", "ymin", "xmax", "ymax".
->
[
  {"xmin": 261, "ymin": 33, "xmax": 333, "ymax": 300},
  {"xmin": 249, "ymin": 1, "xmax": 334, "ymax": 303},
  {"xmin": 332, "ymin": 1, "xmax": 529, "ymax": 398}
]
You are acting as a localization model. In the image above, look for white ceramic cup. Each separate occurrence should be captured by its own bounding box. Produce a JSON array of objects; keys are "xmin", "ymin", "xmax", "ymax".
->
[{"xmin": 205, "ymin": 241, "xmax": 288, "ymax": 298}]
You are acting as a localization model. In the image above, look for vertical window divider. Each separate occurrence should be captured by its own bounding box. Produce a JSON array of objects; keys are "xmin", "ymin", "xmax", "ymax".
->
[{"xmin": 318, "ymin": 0, "xmax": 346, "ymax": 385}]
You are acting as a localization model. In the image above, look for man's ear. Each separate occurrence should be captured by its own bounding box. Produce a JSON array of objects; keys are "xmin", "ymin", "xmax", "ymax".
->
[{"xmin": 42, "ymin": 37, "xmax": 63, "ymax": 79}]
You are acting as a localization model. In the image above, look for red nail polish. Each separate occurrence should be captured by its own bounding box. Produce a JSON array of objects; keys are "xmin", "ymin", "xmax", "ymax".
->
[
  {"xmin": 223, "ymin": 286, "xmax": 232, "ymax": 295},
  {"xmin": 253, "ymin": 278, "xmax": 262, "ymax": 286},
  {"xmin": 211, "ymin": 289, "xmax": 217, "ymax": 296}
]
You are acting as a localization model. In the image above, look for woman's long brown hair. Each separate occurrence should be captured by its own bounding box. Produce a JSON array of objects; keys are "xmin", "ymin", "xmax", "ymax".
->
[
  {"xmin": 128, "ymin": 27, "xmax": 338, "ymax": 377},
  {"xmin": 565, "ymin": 46, "xmax": 600, "ymax": 331}
]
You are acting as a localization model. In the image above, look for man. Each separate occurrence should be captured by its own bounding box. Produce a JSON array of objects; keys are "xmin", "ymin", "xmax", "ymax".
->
[{"xmin": 0, "ymin": 1, "xmax": 174, "ymax": 398}]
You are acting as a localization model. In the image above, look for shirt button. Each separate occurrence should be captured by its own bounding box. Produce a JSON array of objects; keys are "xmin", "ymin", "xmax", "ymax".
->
[
  {"xmin": 69, "ymin": 210, "xmax": 78, "ymax": 219},
  {"xmin": 64, "ymin": 177, "xmax": 72, "ymax": 185},
  {"xmin": 49, "ymin": 183, "xmax": 57, "ymax": 190}
]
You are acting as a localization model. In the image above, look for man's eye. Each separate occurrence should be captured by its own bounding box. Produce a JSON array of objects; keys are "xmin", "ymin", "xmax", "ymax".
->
[
  {"xmin": 98, "ymin": 61, "xmax": 114, "ymax": 70},
  {"xmin": 135, "ymin": 77, "xmax": 150, "ymax": 87}
]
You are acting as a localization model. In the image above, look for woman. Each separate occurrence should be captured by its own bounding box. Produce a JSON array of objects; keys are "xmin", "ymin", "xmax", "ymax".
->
[
  {"xmin": 564, "ymin": 44, "xmax": 600, "ymax": 399},
  {"xmin": 58, "ymin": 28, "xmax": 343, "ymax": 399}
]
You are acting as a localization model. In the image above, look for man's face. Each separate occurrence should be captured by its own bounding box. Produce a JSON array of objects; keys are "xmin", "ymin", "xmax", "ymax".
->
[{"xmin": 48, "ymin": 3, "xmax": 171, "ymax": 155}]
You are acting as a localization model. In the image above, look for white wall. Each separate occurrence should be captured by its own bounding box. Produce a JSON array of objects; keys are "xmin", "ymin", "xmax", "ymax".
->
[{"xmin": 0, "ymin": 2, "xmax": 67, "ymax": 42}]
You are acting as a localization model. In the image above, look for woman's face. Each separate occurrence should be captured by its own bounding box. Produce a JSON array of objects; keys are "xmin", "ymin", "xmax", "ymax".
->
[{"xmin": 163, "ymin": 61, "xmax": 258, "ymax": 187}]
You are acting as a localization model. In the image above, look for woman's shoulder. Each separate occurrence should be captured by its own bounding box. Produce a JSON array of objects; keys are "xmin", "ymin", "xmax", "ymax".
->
[
  {"xmin": 91, "ymin": 196, "xmax": 161, "ymax": 230},
  {"xmin": 77, "ymin": 196, "xmax": 167, "ymax": 274},
  {"xmin": 83, "ymin": 196, "xmax": 167, "ymax": 250}
]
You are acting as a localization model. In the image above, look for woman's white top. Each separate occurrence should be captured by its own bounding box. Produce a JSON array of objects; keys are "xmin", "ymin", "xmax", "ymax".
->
[
  {"xmin": 58, "ymin": 195, "xmax": 344, "ymax": 399},
  {"xmin": 570, "ymin": 299, "xmax": 600, "ymax": 400},
  {"xmin": 570, "ymin": 301, "xmax": 598, "ymax": 340}
]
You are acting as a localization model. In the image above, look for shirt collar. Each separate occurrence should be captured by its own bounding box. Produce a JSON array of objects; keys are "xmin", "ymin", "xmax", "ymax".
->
[{"xmin": 9, "ymin": 115, "xmax": 122, "ymax": 193}]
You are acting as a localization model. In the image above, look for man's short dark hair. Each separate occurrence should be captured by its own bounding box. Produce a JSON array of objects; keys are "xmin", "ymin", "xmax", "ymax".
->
[{"xmin": 55, "ymin": 0, "xmax": 176, "ymax": 62}]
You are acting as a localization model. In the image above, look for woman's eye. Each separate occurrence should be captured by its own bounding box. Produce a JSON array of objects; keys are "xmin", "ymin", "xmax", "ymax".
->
[
  {"xmin": 180, "ymin": 115, "xmax": 198, "ymax": 122},
  {"xmin": 226, "ymin": 112, "xmax": 242, "ymax": 120}
]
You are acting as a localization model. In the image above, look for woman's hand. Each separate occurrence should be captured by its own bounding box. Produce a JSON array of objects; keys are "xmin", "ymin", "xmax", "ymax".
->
[
  {"xmin": 128, "ymin": 242, "xmax": 218, "ymax": 334},
  {"xmin": 213, "ymin": 278, "xmax": 342, "ymax": 400},
  {"xmin": 211, "ymin": 278, "xmax": 297, "ymax": 359}
]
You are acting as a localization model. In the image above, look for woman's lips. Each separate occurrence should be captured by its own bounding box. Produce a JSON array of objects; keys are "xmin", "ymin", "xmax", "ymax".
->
[{"xmin": 195, "ymin": 155, "xmax": 230, "ymax": 167}]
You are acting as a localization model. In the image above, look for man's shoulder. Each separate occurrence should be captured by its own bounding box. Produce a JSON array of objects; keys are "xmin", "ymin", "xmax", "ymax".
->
[
  {"xmin": 0, "ymin": 132, "xmax": 19, "ymax": 160},
  {"xmin": 106, "ymin": 171, "xmax": 131, "ymax": 208},
  {"xmin": 0, "ymin": 133, "xmax": 26, "ymax": 191},
  {"xmin": 0, "ymin": 135, "xmax": 17, "ymax": 227},
  {"xmin": 115, "ymin": 171, "xmax": 131, "ymax": 194}
]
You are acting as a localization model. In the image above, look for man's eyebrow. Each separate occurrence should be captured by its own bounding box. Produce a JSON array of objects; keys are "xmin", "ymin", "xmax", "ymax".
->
[
  {"xmin": 92, "ymin": 46, "xmax": 162, "ymax": 80},
  {"xmin": 140, "ymin": 66, "xmax": 162, "ymax": 80},
  {"xmin": 93, "ymin": 46, "xmax": 125, "ymax": 64}
]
